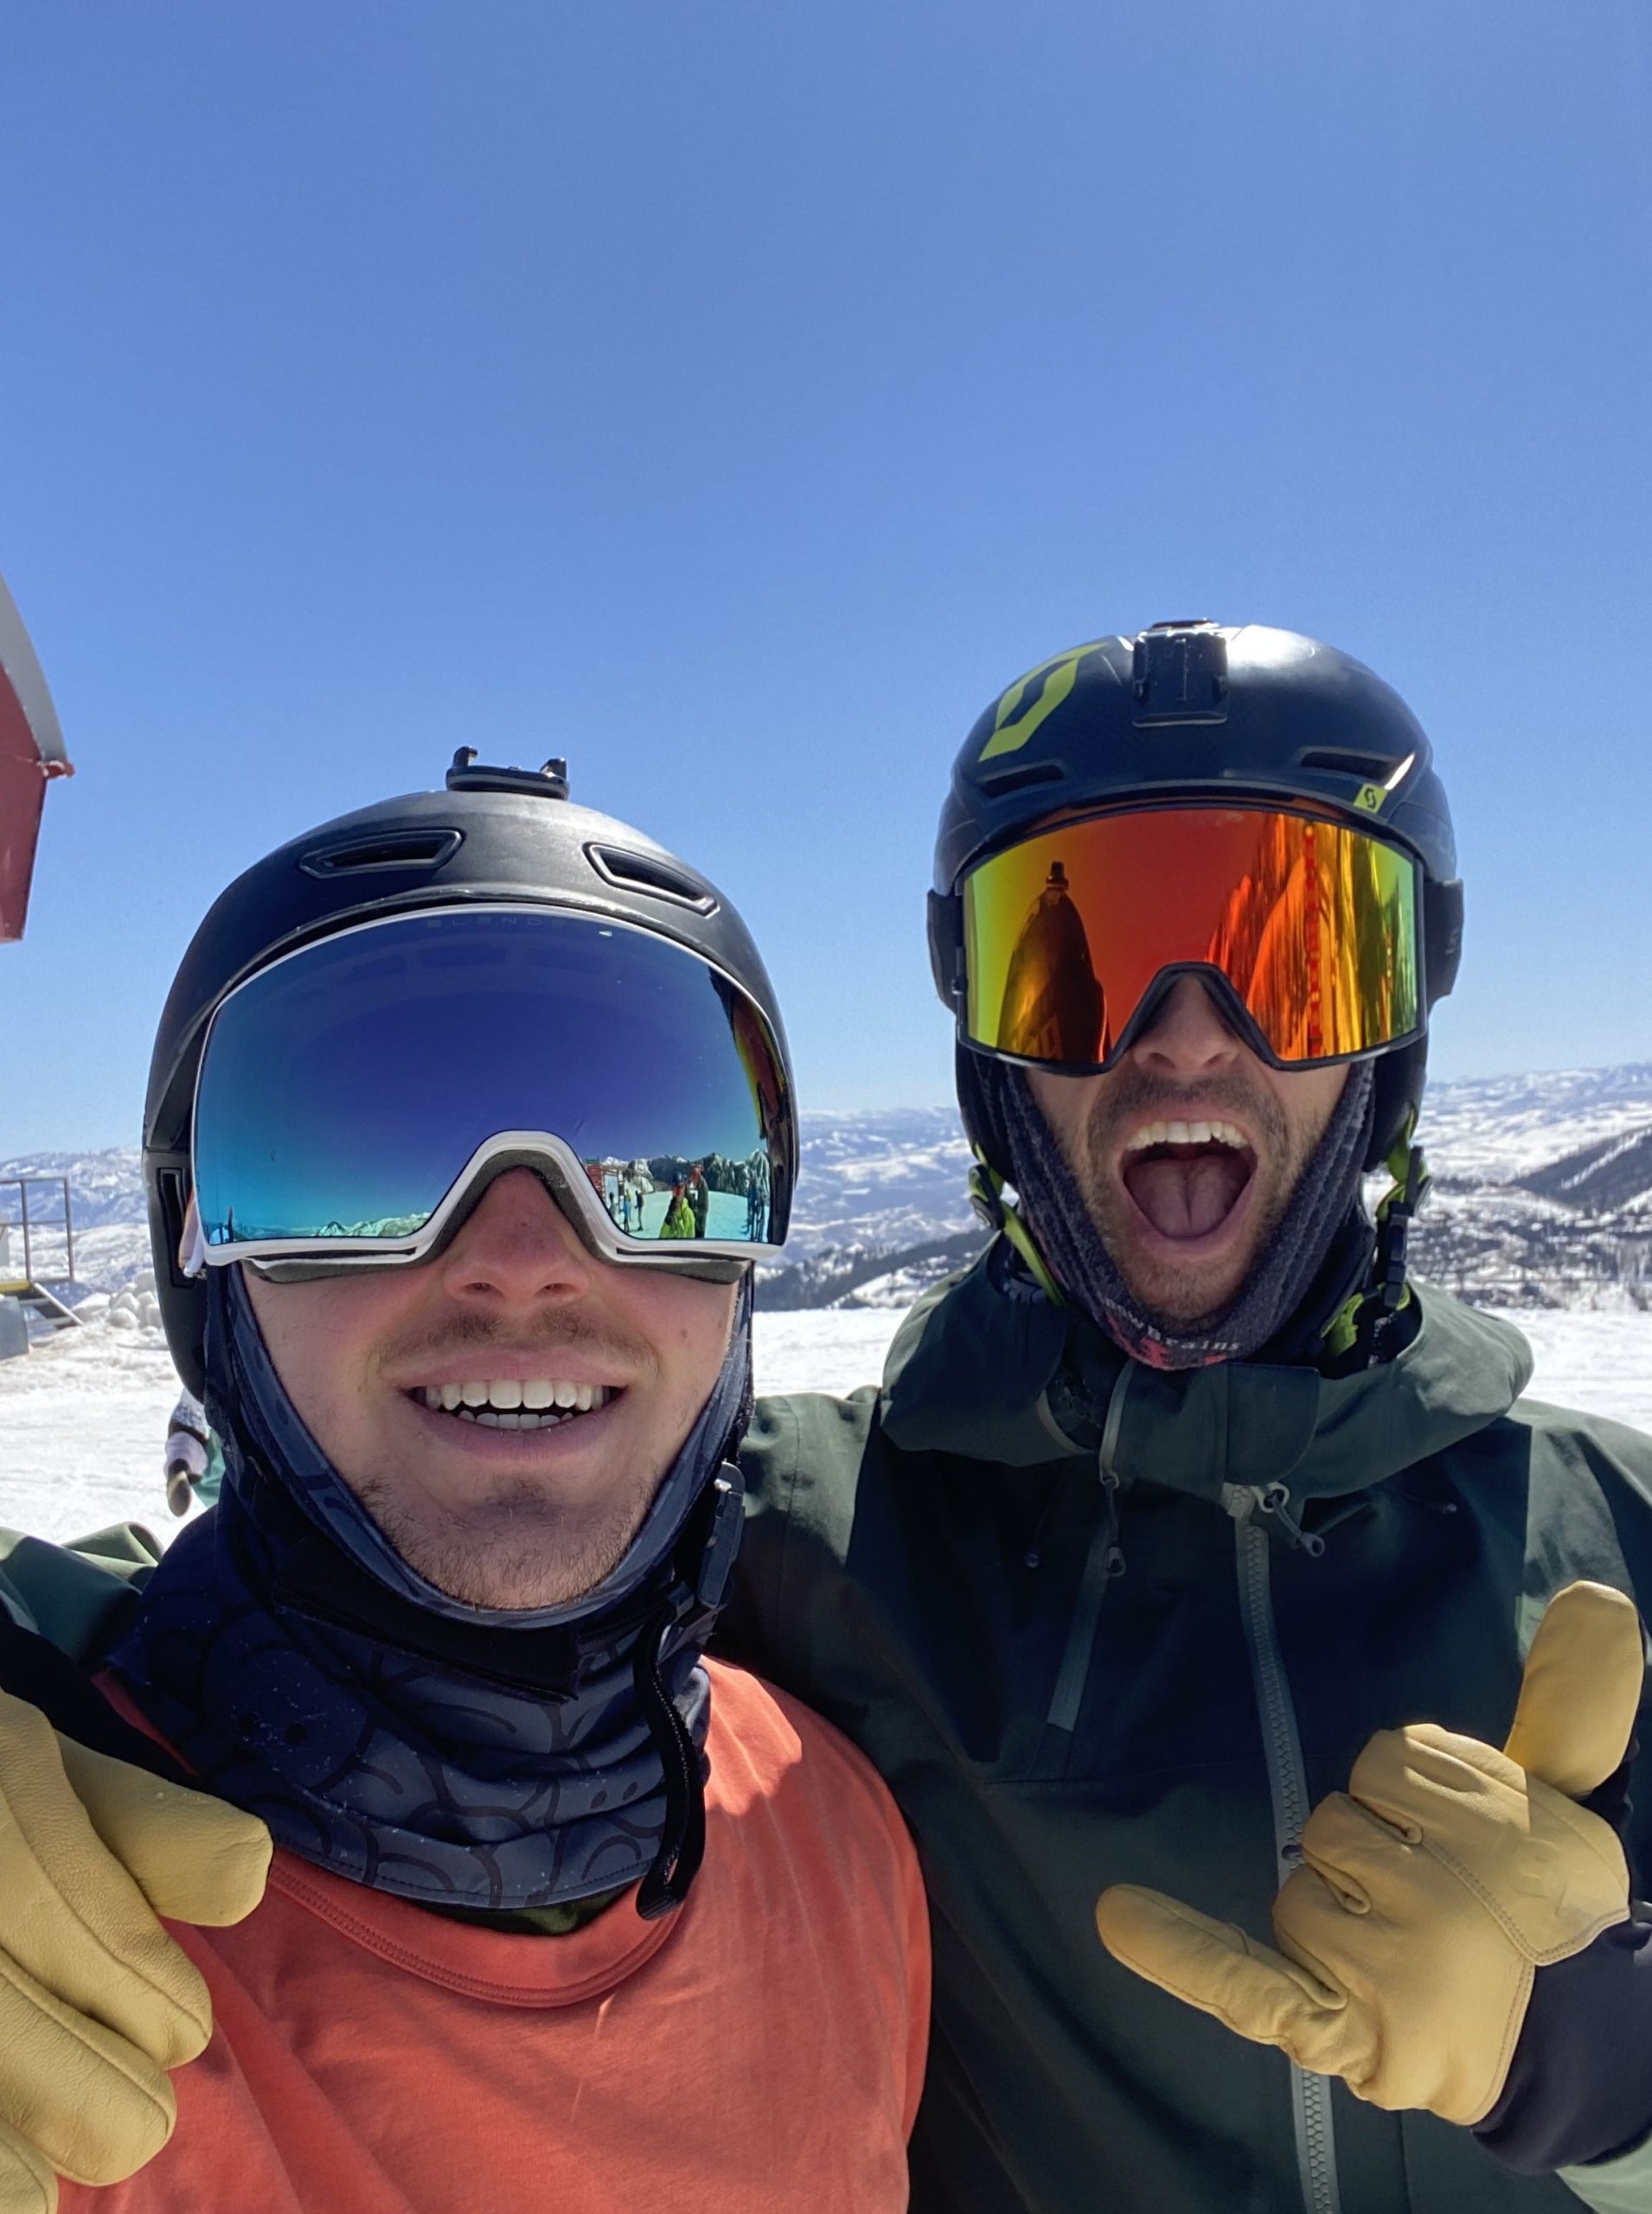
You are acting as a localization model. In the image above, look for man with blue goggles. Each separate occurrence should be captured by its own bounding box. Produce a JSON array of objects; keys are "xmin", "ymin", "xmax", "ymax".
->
[{"xmin": 0, "ymin": 757, "xmax": 925, "ymax": 2211}]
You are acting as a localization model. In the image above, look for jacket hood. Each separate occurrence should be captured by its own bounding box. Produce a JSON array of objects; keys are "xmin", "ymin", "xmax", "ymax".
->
[{"xmin": 879, "ymin": 1241, "xmax": 1534, "ymax": 1505}]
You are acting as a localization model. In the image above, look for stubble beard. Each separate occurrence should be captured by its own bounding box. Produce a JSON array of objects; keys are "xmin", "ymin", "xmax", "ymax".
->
[{"xmin": 351, "ymin": 1473, "xmax": 656, "ymax": 1611}]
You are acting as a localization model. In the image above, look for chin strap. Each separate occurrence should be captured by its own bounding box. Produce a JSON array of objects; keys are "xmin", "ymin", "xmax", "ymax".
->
[
  {"xmin": 1322, "ymin": 1124, "xmax": 1431, "ymax": 1366},
  {"xmin": 968, "ymin": 1155, "xmax": 1065, "ymax": 1306}
]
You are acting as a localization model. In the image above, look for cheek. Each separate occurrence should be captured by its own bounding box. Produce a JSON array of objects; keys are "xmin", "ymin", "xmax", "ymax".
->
[
  {"xmin": 636, "ymin": 1282, "xmax": 738, "ymax": 1400},
  {"xmin": 1026, "ymin": 1071, "xmax": 1105, "ymax": 1163},
  {"xmin": 243, "ymin": 1277, "xmax": 403, "ymax": 1442},
  {"xmin": 1275, "ymin": 1066, "xmax": 1352, "ymax": 1165}
]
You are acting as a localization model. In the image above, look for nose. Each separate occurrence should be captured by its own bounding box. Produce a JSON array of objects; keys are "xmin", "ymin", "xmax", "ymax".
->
[
  {"xmin": 435, "ymin": 1168, "xmax": 597, "ymax": 1308},
  {"xmin": 1126, "ymin": 975, "xmax": 1246, "ymax": 1079}
]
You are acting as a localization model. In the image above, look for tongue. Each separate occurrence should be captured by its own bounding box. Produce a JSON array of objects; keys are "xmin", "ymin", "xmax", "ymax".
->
[{"xmin": 1124, "ymin": 1149, "xmax": 1251, "ymax": 1239}]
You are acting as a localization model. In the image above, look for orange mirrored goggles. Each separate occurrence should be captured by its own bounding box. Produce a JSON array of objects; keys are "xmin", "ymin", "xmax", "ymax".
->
[{"xmin": 957, "ymin": 804, "xmax": 1423, "ymax": 1071}]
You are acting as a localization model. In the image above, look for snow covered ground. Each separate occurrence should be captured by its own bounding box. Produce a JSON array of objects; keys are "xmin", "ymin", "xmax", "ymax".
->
[{"xmin": 3, "ymin": 1303, "xmax": 1651, "ymax": 1551}]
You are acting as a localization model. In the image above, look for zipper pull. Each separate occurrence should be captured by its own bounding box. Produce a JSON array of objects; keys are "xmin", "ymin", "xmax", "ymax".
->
[
  {"xmin": 1257, "ymin": 1482, "xmax": 1325, "ymax": 1558},
  {"xmin": 1097, "ymin": 1465, "xmax": 1127, "ymax": 1580}
]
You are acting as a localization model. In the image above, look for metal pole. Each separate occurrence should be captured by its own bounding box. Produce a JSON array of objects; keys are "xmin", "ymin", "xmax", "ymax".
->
[
  {"xmin": 62, "ymin": 1178, "xmax": 74, "ymax": 1286},
  {"xmin": 18, "ymin": 1179, "xmax": 29, "ymax": 1286}
]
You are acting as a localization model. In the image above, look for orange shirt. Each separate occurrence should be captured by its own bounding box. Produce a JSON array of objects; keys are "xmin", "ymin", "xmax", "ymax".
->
[{"xmin": 63, "ymin": 1661, "xmax": 928, "ymax": 2214}]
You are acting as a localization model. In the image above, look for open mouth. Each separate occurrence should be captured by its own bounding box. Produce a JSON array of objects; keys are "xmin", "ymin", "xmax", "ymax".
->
[
  {"xmin": 1119, "ymin": 1118, "xmax": 1258, "ymax": 1242},
  {"xmin": 408, "ymin": 1379, "xmax": 616, "ymax": 1433}
]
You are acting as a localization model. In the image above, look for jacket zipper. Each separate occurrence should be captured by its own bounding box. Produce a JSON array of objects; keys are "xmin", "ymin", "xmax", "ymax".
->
[
  {"xmin": 1042, "ymin": 1368, "xmax": 1135, "ymax": 1744},
  {"xmin": 1233, "ymin": 1500, "xmax": 1342, "ymax": 2214}
]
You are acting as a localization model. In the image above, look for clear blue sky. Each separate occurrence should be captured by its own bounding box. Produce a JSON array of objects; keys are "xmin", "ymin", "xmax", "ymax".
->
[{"xmin": 3, "ymin": 0, "xmax": 1649, "ymax": 1154}]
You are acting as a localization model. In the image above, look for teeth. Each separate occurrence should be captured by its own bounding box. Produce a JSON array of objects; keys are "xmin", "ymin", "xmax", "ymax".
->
[
  {"xmin": 418, "ymin": 1380, "xmax": 612, "ymax": 1424},
  {"xmin": 1124, "ymin": 1118, "xmax": 1252, "ymax": 1155},
  {"xmin": 454, "ymin": 1405, "xmax": 564, "ymax": 1430}
]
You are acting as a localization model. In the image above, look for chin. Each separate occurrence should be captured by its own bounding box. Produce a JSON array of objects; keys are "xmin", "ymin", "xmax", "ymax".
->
[{"xmin": 379, "ymin": 1502, "xmax": 645, "ymax": 1614}]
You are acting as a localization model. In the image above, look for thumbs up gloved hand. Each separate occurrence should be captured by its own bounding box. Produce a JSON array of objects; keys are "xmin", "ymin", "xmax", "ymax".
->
[
  {"xmin": 1096, "ymin": 1582, "xmax": 1648, "ymax": 2156},
  {"xmin": 0, "ymin": 1687, "xmax": 271, "ymax": 2214}
]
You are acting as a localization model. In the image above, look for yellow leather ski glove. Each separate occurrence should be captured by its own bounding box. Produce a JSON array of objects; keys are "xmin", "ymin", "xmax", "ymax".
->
[
  {"xmin": 0, "ymin": 1687, "xmax": 271, "ymax": 2212},
  {"xmin": 1095, "ymin": 1581, "xmax": 1644, "ymax": 2126}
]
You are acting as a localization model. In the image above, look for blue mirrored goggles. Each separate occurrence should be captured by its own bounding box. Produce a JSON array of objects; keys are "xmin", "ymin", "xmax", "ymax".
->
[{"xmin": 187, "ymin": 905, "xmax": 795, "ymax": 1276}]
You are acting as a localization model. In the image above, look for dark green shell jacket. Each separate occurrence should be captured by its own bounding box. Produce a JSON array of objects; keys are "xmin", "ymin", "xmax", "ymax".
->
[{"xmin": 718, "ymin": 1247, "xmax": 1652, "ymax": 2214}]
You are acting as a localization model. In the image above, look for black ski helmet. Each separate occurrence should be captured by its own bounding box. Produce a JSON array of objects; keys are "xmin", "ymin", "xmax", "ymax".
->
[
  {"xmin": 928, "ymin": 621, "xmax": 1463, "ymax": 1175},
  {"xmin": 144, "ymin": 752, "xmax": 797, "ymax": 1396}
]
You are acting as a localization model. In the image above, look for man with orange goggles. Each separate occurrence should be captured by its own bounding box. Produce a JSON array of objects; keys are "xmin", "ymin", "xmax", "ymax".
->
[
  {"xmin": 924, "ymin": 619, "xmax": 1463, "ymax": 1374},
  {"xmin": 725, "ymin": 623, "xmax": 1652, "ymax": 2214}
]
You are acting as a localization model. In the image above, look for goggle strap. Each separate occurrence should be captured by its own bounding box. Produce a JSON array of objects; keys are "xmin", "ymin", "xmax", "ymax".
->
[
  {"xmin": 177, "ymin": 1194, "xmax": 208, "ymax": 1281},
  {"xmin": 969, "ymin": 1155, "xmax": 1066, "ymax": 1308}
]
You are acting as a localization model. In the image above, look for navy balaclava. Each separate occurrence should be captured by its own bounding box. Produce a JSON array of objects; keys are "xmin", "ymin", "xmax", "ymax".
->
[
  {"xmin": 113, "ymin": 1260, "xmax": 752, "ymax": 1916},
  {"xmin": 969, "ymin": 1053, "xmax": 1377, "ymax": 1370}
]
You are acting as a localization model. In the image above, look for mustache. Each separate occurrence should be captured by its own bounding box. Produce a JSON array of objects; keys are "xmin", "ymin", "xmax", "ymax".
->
[
  {"xmin": 1078, "ymin": 1069, "xmax": 1288, "ymax": 1161},
  {"xmin": 374, "ymin": 1309, "xmax": 654, "ymax": 1374}
]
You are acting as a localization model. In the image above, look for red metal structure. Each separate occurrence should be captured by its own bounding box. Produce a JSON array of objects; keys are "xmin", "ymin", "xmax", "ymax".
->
[{"xmin": 0, "ymin": 571, "xmax": 72, "ymax": 943}]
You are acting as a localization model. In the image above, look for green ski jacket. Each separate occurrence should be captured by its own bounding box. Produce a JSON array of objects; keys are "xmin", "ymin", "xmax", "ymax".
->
[{"xmin": 719, "ymin": 1247, "xmax": 1652, "ymax": 2214}]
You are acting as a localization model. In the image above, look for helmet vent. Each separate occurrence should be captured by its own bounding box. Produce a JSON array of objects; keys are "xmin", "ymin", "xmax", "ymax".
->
[
  {"xmin": 299, "ymin": 830, "xmax": 464, "ymax": 878},
  {"xmin": 1297, "ymin": 747, "xmax": 1404, "ymax": 783},
  {"xmin": 585, "ymin": 843, "xmax": 718, "ymax": 915},
  {"xmin": 975, "ymin": 758, "xmax": 1066, "ymax": 797}
]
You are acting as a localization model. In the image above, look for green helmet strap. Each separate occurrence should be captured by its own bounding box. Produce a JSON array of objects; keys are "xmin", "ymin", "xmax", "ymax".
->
[
  {"xmin": 1322, "ymin": 1123, "xmax": 1428, "ymax": 1363},
  {"xmin": 967, "ymin": 1155, "xmax": 1065, "ymax": 1306}
]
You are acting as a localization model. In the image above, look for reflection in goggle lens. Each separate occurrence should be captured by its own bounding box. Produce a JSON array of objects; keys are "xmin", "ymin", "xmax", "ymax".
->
[
  {"xmin": 964, "ymin": 807, "xmax": 1419, "ymax": 1067},
  {"xmin": 192, "ymin": 907, "xmax": 794, "ymax": 1257}
]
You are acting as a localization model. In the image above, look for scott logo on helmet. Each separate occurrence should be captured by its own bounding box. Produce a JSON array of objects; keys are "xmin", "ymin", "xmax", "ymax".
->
[{"xmin": 976, "ymin": 643, "xmax": 1104, "ymax": 763}]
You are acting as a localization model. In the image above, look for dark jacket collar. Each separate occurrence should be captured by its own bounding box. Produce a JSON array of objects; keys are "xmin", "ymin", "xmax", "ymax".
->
[{"xmin": 879, "ymin": 1239, "xmax": 1533, "ymax": 1503}]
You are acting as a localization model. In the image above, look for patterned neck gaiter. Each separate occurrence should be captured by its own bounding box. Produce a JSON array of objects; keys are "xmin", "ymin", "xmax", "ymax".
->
[
  {"xmin": 112, "ymin": 1266, "xmax": 751, "ymax": 1914},
  {"xmin": 977, "ymin": 1056, "xmax": 1376, "ymax": 1370}
]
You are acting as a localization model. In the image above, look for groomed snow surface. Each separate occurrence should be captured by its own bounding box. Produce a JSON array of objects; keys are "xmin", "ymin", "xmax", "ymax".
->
[{"xmin": 3, "ymin": 1302, "xmax": 1650, "ymax": 1550}]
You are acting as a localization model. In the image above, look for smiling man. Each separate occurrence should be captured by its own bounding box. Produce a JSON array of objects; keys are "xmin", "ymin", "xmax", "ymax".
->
[
  {"xmin": 0, "ymin": 758, "xmax": 925, "ymax": 2212},
  {"xmin": 721, "ymin": 623, "xmax": 1652, "ymax": 2214}
]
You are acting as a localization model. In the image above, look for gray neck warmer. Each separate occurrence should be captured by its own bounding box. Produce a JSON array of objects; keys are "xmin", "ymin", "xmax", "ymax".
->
[{"xmin": 983, "ymin": 1058, "xmax": 1376, "ymax": 1369}]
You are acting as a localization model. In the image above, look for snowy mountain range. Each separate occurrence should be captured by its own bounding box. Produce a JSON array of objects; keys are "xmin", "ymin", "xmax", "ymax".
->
[{"xmin": 6, "ymin": 1064, "xmax": 1652, "ymax": 1312}]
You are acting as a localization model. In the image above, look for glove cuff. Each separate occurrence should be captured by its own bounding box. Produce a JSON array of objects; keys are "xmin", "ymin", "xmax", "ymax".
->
[{"xmin": 1476, "ymin": 1914, "xmax": 1652, "ymax": 2173}]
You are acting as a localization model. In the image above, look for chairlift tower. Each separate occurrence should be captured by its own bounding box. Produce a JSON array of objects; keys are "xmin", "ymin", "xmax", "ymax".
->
[{"xmin": 0, "ymin": 1175, "xmax": 82, "ymax": 1337}]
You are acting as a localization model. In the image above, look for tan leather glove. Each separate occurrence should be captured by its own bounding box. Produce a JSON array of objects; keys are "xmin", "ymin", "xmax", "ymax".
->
[
  {"xmin": 0, "ymin": 1687, "xmax": 271, "ymax": 2212},
  {"xmin": 1095, "ymin": 1581, "xmax": 1644, "ymax": 2126}
]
